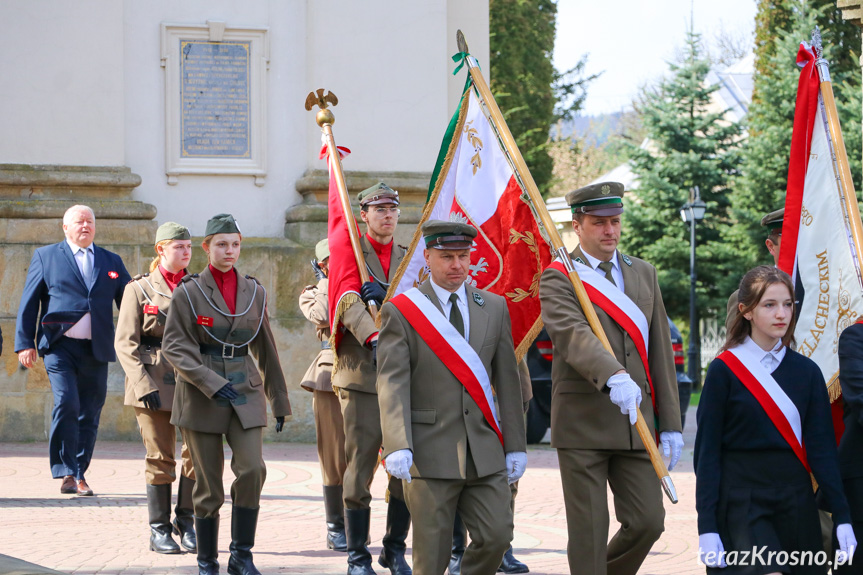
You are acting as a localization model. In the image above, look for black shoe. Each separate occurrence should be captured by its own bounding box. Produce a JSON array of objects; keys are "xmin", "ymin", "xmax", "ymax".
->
[
  {"xmin": 346, "ymin": 507, "xmax": 377, "ymax": 575},
  {"xmin": 195, "ymin": 515, "xmax": 219, "ymax": 575},
  {"xmin": 227, "ymin": 506, "xmax": 261, "ymax": 575},
  {"xmin": 498, "ymin": 547, "xmax": 529, "ymax": 574},
  {"xmin": 448, "ymin": 512, "xmax": 466, "ymax": 575},
  {"xmin": 323, "ymin": 485, "xmax": 348, "ymax": 552},
  {"xmin": 147, "ymin": 484, "xmax": 181, "ymax": 554},
  {"xmin": 378, "ymin": 496, "xmax": 412, "ymax": 575},
  {"xmin": 174, "ymin": 475, "xmax": 197, "ymax": 552}
]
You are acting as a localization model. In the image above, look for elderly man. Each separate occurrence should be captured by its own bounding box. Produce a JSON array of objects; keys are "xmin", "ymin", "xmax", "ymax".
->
[
  {"xmin": 378, "ymin": 220, "xmax": 528, "ymax": 575},
  {"xmin": 15, "ymin": 205, "xmax": 131, "ymax": 496}
]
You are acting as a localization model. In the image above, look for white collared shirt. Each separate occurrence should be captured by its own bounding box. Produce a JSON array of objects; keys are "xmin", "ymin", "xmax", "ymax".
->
[
  {"xmin": 741, "ymin": 335, "xmax": 786, "ymax": 374},
  {"xmin": 581, "ymin": 249, "xmax": 625, "ymax": 292},
  {"xmin": 64, "ymin": 239, "xmax": 93, "ymax": 340},
  {"xmin": 429, "ymin": 279, "xmax": 470, "ymax": 341}
]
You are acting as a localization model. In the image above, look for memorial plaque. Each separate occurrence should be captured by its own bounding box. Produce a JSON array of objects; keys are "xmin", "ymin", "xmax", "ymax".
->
[{"xmin": 180, "ymin": 40, "xmax": 251, "ymax": 158}]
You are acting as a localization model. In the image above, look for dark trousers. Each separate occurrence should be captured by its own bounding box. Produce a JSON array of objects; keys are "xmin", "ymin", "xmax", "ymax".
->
[{"xmin": 43, "ymin": 338, "xmax": 108, "ymax": 479}]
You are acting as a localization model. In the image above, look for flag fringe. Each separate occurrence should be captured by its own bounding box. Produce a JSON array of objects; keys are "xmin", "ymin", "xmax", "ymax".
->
[
  {"xmin": 329, "ymin": 292, "xmax": 361, "ymax": 375},
  {"xmin": 827, "ymin": 374, "xmax": 843, "ymax": 403},
  {"xmin": 515, "ymin": 316, "xmax": 544, "ymax": 363},
  {"xmin": 385, "ymin": 83, "xmax": 473, "ymax": 303}
]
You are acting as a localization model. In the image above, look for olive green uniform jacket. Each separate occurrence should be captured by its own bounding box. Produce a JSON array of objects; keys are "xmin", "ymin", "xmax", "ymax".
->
[{"xmin": 298, "ymin": 278, "xmax": 333, "ymax": 393}]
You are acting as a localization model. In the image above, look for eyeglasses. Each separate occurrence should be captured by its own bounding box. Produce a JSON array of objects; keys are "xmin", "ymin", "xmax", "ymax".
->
[{"xmin": 374, "ymin": 207, "xmax": 400, "ymax": 215}]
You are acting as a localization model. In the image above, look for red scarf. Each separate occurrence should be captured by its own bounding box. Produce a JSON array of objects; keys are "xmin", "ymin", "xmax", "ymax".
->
[
  {"xmin": 366, "ymin": 233, "xmax": 393, "ymax": 279},
  {"xmin": 209, "ymin": 264, "xmax": 237, "ymax": 314},
  {"xmin": 158, "ymin": 265, "xmax": 186, "ymax": 292}
]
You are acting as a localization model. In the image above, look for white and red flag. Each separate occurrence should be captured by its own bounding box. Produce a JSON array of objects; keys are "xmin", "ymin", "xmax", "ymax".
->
[
  {"xmin": 388, "ymin": 85, "xmax": 551, "ymax": 359},
  {"xmin": 778, "ymin": 42, "xmax": 863, "ymax": 413},
  {"xmin": 322, "ymin": 143, "xmax": 361, "ymax": 356}
]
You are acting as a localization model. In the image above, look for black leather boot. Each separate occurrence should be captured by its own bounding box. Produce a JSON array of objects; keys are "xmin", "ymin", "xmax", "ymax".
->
[
  {"xmin": 195, "ymin": 515, "xmax": 219, "ymax": 575},
  {"xmin": 448, "ymin": 512, "xmax": 466, "ymax": 575},
  {"xmin": 346, "ymin": 507, "xmax": 376, "ymax": 575},
  {"xmin": 378, "ymin": 496, "xmax": 412, "ymax": 574},
  {"xmin": 174, "ymin": 475, "xmax": 197, "ymax": 552},
  {"xmin": 323, "ymin": 485, "xmax": 348, "ymax": 552},
  {"xmin": 147, "ymin": 484, "xmax": 181, "ymax": 554},
  {"xmin": 227, "ymin": 506, "xmax": 261, "ymax": 575},
  {"xmin": 498, "ymin": 546, "xmax": 529, "ymax": 574}
]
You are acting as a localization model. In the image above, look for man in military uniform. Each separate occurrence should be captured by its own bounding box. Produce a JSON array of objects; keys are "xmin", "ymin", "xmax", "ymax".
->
[
  {"xmin": 539, "ymin": 182, "xmax": 682, "ymax": 575},
  {"xmin": 299, "ymin": 239, "xmax": 348, "ymax": 552},
  {"xmin": 726, "ymin": 208, "xmax": 784, "ymax": 332},
  {"xmin": 162, "ymin": 214, "xmax": 291, "ymax": 575},
  {"xmin": 334, "ymin": 183, "xmax": 411, "ymax": 575},
  {"xmin": 378, "ymin": 220, "xmax": 528, "ymax": 575}
]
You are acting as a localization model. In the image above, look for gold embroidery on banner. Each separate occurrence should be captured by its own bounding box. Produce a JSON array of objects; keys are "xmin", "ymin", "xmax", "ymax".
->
[
  {"xmin": 834, "ymin": 268, "xmax": 858, "ymax": 353},
  {"xmin": 464, "ymin": 121, "xmax": 483, "ymax": 175},
  {"xmin": 801, "ymin": 204, "xmax": 813, "ymax": 226},
  {"xmin": 413, "ymin": 266, "xmax": 430, "ymax": 288},
  {"xmin": 798, "ymin": 249, "xmax": 830, "ymax": 358},
  {"xmin": 505, "ymin": 229, "xmax": 542, "ymax": 302}
]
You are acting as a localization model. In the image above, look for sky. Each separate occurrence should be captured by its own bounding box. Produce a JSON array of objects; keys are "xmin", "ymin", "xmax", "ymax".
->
[{"xmin": 554, "ymin": 0, "xmax": 758, "ymax": 116}]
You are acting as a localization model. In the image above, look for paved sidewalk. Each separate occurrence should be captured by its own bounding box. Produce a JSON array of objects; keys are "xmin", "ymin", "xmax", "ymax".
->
[{"xmin": 0, "ymin": 412, "xmax": 701, "ymax": 575}]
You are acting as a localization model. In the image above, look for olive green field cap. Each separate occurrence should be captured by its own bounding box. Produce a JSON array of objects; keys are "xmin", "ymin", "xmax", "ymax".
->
[
  {"xmin": 761, "ymin": 208, "xmax": 784, "ymax": 232},
  {"xmin": 421, "ymin": 219, "xmax": 477, "ymax": 250},
  {"xmin": 205, "ymin": 213, "xmax": 241, "ymax": 236},
  {"xmin": 315, "ymin": 239, "xmax": 330, "ymax": 261},
  {"xmin": 155, "ymin": 222, "xmax": 191, "ymax": 245},
  {"xmin": 357, "ymin": 182, "xmax": 400, "ymax": 207},
  {"xmin": 566, "ymin": 182, "xmax": 625, "ymax": 216}
]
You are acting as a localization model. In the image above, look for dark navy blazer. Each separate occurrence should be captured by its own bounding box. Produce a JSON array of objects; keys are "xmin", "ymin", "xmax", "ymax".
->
[{"xmin": 15, "ymin": 241, "xmax": 131, "ymax": 363}]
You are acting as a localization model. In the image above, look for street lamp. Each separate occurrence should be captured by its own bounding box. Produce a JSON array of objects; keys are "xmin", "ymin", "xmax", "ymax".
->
[{"xmin": 680, "ymin": 186, "xmax": 707, "ymax": 387}]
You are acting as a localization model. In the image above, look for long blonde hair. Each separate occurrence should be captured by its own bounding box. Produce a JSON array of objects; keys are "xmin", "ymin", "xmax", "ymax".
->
[
  {"xmin": 722, "ymin": 265, "xmax": 797, "ymax": 353},
  {"xmin": 149, "ymin": 239, "xmax": 173, "ymax": 273}
]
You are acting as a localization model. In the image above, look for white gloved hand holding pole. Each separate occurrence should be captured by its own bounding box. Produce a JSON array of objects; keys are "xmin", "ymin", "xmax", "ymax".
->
[
  {"xmin": 607, "ymin": 372, "xmax": 642, "ymax": 425},
  {"xmin": 384, "ymin": 449, "xmax": 413, "ymax": 483}
]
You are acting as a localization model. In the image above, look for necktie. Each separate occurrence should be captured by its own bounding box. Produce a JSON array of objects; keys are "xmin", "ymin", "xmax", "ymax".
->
[
  {"xmin": 598, "ymin": 261, "xmax": 616, "ymax": 287},
  {"xmin": 81, "ymin": 248, "xmax": 92, "ymax": 285},
  {"xmin": 449, "ymin": 293, "xmax": 465, "ymax": 337}
]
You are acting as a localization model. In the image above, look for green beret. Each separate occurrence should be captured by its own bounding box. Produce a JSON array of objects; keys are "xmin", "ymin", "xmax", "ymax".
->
[
  {"xmin": 357, "ymin": 182, "xmax": 400, "ymax": 207},
  {"xmin": 155, "ymin": 222, "xmax": 191, "ymax": 244},
  {"xmin": 204, "ymin": 213, "xmax": 241, "ymax": 237},
  {"xmin": 421, "ymin": 219, "xmax": 477, "ymax": 250},
  {"xmin": 761, "ymin": 208, "xmax": 784, "ymax": 232},
  {"xmin": 566, "ymin": 182, "xmax": 625, "ymax": 216},
  {"xmin": 315, "ymin": 239, "xmax": 330, "ymax": 261}
]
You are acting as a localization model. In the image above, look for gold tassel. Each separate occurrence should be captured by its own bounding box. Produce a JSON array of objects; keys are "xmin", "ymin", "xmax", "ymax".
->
[
  {"xmin": 516, "ymin": 316, "xmax": 544, "ymax": 363},
  {"xmin": 329, "ymin": 292, "xmax": 361, "ymax": 375},
  {"xmin": 827, "ymin": 374, "xmax": 843, "ymax": 403}
]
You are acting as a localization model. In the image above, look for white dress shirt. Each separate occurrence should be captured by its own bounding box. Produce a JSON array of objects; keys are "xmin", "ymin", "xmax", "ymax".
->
[
  {"xmin": 429, "ymin": 279, "xmax": 470, "ymax": 341},
  {"xmin": 64, "ymin": 239, "xmax": 93, "ymax": 340},
  {"xmin": 740, "ymin": 335, "xmax": 786, "ymax": 374},
  {"xmin": 581, "ymin": 249, "xmax": 625, "ymax": 292}
]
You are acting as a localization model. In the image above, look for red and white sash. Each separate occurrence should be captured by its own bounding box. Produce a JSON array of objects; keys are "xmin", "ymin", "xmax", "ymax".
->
[
  {"xmin": 548, "ymin": 259, "xmax": 656, "ymax": 417},
  {"xmin": 717, "ymin": 345, "xmax": 809, "ymax": 471},
  {"xmin": 389, "ymin": 288, "xmax": 503, "ymax": 446}
]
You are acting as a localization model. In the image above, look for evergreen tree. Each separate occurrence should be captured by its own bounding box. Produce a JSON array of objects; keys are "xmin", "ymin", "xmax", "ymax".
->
[
  {"xmin": 489, "ymin": 0, "xmax": 596, "ymax": 196},
  {"xmin": 729, "ymin": 2, "xmax": 861, "ymax": 271},
  {"xmin": 620, "ymin": 31, "xmax": 743, "ymax": 320}
]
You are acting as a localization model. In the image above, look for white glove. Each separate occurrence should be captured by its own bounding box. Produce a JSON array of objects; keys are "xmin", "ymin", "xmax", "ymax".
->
[
  {"xmin": 698, "ymin": 533, "xmax": 727, "ymax": 568},
  {"xmin": 607, "ymin": 373, "xmax": 642, "ymax": 425},
  {"xmin": 505, "ymin": 451, "xmax": 527, "ymax": 484},
  {"xmin": 836, "ymin": 523, "xmax": 857, "ymax": 564},
  {"xmin": 660, "ymin": 431, "xmax": 684, "ymax": 471},
  {"xmin": 384, "ymin": 449, "xmax": 413, "ymax": 483}
]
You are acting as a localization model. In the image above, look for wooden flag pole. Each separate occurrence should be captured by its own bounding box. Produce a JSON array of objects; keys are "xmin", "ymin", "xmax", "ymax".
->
[
  {"xmin": 456, "ymin": 31, "xmax": 677, "ymax": 503},
  {"xmin": 305, "ymin": 89, "xmax": 377, "ymax": 317}
]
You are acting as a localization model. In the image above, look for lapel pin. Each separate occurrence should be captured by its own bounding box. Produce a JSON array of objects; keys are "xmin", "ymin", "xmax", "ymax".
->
[
  {"xmin": 473, "ymin": 292, "xmax": 485, "ymax": 306},
  {"xmin": 575, "ymin": 257, "xmax": 586, "ymax": 265},
  {"xmin": 621, "ymin": 254, "xmax": 633, "ymax": 266},
  {"xmin": 108, "ymin": 271, "xmax": 119, "ymax": 279}
]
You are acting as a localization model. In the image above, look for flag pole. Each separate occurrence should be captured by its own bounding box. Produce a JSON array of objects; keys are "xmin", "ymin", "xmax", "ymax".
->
[
  {"xmin": 305, "ymin": 89, "xmax": 378, "ymax": 317},
  {"xmin": 456, "ymin": 31, "xmax": 677, "ymax": 503},
  {"xmin": 812, "ymin": 29, "xmax": 863, "ymax": 291}
]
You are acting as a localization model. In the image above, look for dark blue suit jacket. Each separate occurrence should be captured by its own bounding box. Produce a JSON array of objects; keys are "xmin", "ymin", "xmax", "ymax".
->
[
  {"xmin": 839, "ymin": 322, "xmax": 863, "ymax": 481},
  {"xmin": 15, "ymin": 241, "xmax": 131, "ymax": 363}
]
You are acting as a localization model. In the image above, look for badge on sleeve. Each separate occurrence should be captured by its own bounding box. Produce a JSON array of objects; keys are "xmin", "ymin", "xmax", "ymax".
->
[
  {"xmin": 108, "ymin": 271, "xmax": 119, "ymax": 279},
  {"xmin": 143, "ymin": 305, "xmax": 159, "ymax": 315},
  {"xmin": 197, "ymin": 315, "xmax": 214, "ymax": 327}
]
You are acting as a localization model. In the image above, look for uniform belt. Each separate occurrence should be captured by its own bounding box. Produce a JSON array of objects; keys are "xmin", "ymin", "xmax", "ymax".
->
[
  {"xmin": 199, "ymin": 343, "xmax": 249, "ymax": 359},
  {"xmin": 140, "ymin": 336, "xmax": 163, "ymax": 348},
  {"xmin": 321, "ymin": 341, "xmax": 331, "ymax": 350}
]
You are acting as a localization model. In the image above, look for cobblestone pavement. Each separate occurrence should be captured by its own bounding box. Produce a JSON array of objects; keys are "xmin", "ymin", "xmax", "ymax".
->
[{"xmin": 0, "ymin": 409, "xmax": 700, "ymax": 575}]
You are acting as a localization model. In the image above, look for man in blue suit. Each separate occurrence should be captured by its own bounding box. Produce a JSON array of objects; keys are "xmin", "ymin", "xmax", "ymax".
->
[{"xmin": 15, "ymin": 205, "xmax": 131, "ymax": 496}]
